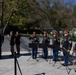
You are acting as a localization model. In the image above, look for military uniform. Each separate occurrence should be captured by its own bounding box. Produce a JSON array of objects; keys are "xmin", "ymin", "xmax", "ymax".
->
[
  {"xmin": 0, "ymin": 33, "xmax": 4, "ymax": 58},
  {"xmin": 42, "ymin": 32, "xmax": 50, "ymax": 59},
  {"xmin": 52, "ymin": 33, "xmax": 60, "ymax": 61},
  {"xmin": 62, "ymin": 30, "xmax": 72, "ymax": 66},
  {"xmin": 29, "ymin": 33, "xmax": 39, "ymax": 59}
]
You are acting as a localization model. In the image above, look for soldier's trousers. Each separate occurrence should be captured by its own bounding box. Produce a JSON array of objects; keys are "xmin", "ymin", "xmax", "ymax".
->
[
  {"xmin": 53, "ymin": 49, "xmax": 58, "ymax": 61},
  {"xmin": 63, "ymin": 53, "xmax": 69, "ymax": 65},
  {"xmin": 32, "ymin": 48, "xmax": 37, "ymax": 59},
  {"xmin": 43, "ymin": 48, "xmax": 48, "ymax": 59}
]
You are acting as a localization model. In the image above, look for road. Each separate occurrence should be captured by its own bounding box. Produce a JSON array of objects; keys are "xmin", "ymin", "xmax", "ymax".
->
[
  {"xmin": 2, "ymin": 36, "xmax": 75, "ymax": 52},
  {"xmin": 2, "ymin": 36, "xmax": 31, "ymax": 52},
  {"xmin": 0, "ymin": 36, "xmax": 76, "ymax": 75}
]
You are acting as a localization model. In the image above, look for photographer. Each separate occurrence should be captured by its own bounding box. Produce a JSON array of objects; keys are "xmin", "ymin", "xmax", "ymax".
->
[
  {"xmin": 10, "ymin": 31, "xmax": 15, "ymax": 56},
  {"xmin": 15, "ymin": 31, "xmax": 21, "ymax": 55}
]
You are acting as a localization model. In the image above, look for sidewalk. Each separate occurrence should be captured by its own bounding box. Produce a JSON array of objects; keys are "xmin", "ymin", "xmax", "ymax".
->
[{"xmin": 0, "ymin": 50, "xmax": 76, "ymax": 75}]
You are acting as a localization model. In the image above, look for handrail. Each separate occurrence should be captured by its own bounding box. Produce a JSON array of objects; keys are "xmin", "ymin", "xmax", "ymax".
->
[{"xmin": 14, "ymin": 52, "xmax": 22, "ymax": 75}]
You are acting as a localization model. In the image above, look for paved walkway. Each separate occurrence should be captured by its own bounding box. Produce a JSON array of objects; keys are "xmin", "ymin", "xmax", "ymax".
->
[
  {"xmin": 0, "ymin": 36, "xmax": 76, "ymax": 75},
  {"xmin": 0, "ymin": 50, "xmax": 76, "ymax": 75}
]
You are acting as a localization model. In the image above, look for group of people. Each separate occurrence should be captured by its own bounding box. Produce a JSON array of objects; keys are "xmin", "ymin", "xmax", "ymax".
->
[
  {"xmin": 29, "ymin": 31, "xmax": 50, "ymax": 59},
  {"xmin": 10, "ymin": 31, "xmax": 21, "ymax": 56},
  {"xmin": 0, "ymin": 31, "xmax": 21, "ymax": 58},
  {"xmin": 29, "ymin": 30, "xmax": 72, "ymax": 66},
  {"xmin": 0, "ymin": 29, "xmax": 74, "ymax": 66}
]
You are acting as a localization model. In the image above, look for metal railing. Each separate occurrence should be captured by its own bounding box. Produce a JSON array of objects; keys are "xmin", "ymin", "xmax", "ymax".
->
[{"xmin": 14, "ymin": 52, "xmax": 22, "ymax": 75}]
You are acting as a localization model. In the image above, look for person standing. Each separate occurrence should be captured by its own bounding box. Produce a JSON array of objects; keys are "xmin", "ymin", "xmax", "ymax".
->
[
  {"xmin": 62, "ymin": 30, "xmax": 72, "ymax": 66},
  {"xmin": 42, "ymin": 31, "xmax": 50, "ymax": 59},
  {"xmin": 29, "ymin": 32, "xmax": 39, "ymax": 59},
  {"xmin": 0, "ymin": 32, "xmax": 4, "ymax": 58},
  {"xmin": 10, "ymin": 31, "xmax": 15, "ymax": 56},
  {"xmin": 52, "ymin": 31, "xmax": 60, "ymax": 61},
  {"xmin": 15, "ymin": 31, "xmax": 21, "ymax": 55}
]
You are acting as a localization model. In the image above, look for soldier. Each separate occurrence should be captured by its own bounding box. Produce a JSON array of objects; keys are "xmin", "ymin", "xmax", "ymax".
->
[
  {"xmin": 15, "ymin": 31, "xmax": 21, "ymax": 55},
  {"xmin": 42, "ymin": 31, "xmax": 50, "ymax": 59},
  {"xmin": 62, "ymin": 30, "xmax": 72, "ymax": 66},
  {"xmin": 10, "ymin": 31, "xmax": 15, "ymax": 56},
  {"xmin": 0, "ymin": 32, "xmax": 4, "ymax": 58},
  {"xmin": 29, "ymin": 32, "xmax": 39, "ymax": 59},
  {"xmin": 52, "ymin": 31, "xmax": 60, "ymax": 61}
]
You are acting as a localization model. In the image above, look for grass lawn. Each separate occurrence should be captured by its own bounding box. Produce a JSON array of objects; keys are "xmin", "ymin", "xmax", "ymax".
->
[{"xmin": 20, "ymin": 33, "xmax": 76, "ymax": 41}]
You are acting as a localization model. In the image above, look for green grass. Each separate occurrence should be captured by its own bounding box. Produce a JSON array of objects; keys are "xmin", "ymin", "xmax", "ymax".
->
[
  {"xmin": 72, "ymin": 37, "xmax": 76, "ymax": 41},
  {"xmin": 20, "ymin": 33, "xmax": 52, "ymax": 38},
  {"xmin": 20, "ymin": 33, "xmax": 31, "ymax": 37},
  {"xmin": 20, "ymin": 33, "xmax": 76, "ymax": 41},
  {"xmin": 20, "ymin": 33, "xmax": 43, "ymax": 37}
]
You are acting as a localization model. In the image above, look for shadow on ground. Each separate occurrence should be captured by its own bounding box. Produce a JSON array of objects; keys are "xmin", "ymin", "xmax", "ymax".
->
[{"xmin": 0, "ymin": 53, "xmax": 31, "ymax": 60}]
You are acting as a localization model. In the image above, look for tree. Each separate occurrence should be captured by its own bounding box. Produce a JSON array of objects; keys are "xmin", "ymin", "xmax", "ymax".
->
[
  {"xmin": 3, "ymin": 0, "xmax": 29, "ymax": 31},
  {"xmin": 1, "ymin": 0, "xmax": 76, "ymax": 33},
  {"xmin": 26, "ymin": 0, "xmax": 76, "ymax": 31}
]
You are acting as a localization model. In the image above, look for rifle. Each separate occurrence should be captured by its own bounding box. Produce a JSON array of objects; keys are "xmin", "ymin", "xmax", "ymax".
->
[{"xmin": 60, "ymin": 47, "xmax": 70, "ymax": 53}]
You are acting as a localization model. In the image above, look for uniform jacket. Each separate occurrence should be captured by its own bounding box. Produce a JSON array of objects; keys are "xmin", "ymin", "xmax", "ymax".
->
[
  {"xmin": 52, "ymin": 35, "xmax": 60, "ymax": 50},
  {"xmin": 62, "ymin": 36, "xmax": 72, "ymax": 53},
  {"xmin": 42, "ymin": 35, "xmax": 50, "ymax": 45},
  {"xmin": 29, "ymin": 35, "xmax": 39, "ymax": 44}
]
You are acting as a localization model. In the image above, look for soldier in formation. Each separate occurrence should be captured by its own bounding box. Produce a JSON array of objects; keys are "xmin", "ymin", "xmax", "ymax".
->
[
  {"xmin": 29, "ymin": 32, "xmax": 39, "ymax": 59},
  {"xmin": 52, "ymin": 31, "xmax": 60, "ymax": 61},
  {"xmin": 62, "ymin": 30, "xmax": 72, "ymax": 66},
  {"xmin": 42, "ymin": 31, "xmax": 50, "ymax": 59}
]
